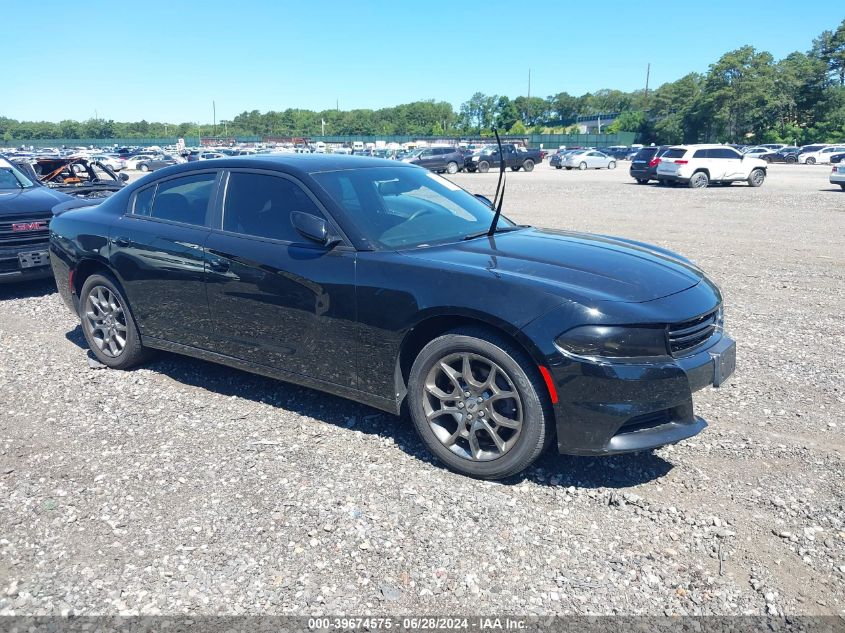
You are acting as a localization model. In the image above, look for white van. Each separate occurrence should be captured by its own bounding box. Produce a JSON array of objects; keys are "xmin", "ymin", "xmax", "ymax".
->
[{"xmin": 352, "ymin": 141, "xmax": 364, "ymax": 151}]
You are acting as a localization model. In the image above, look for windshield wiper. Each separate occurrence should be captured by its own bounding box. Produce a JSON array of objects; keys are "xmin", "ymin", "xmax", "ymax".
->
[
  {"xmin": 487, "ymin": 128, "xmax": 507, "ymax": 236},
  {"xmin": 462, "ymin": 225, "xmax": 524, "ymax": 241}
]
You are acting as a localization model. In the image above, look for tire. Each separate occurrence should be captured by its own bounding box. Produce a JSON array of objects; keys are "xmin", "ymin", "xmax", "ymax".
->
[
  {"xmin": 786, "ymin": 156, "xmax": 797, "ymax": 164},
  {"xmin": 688, "ymin": 171, "xmax": 709, "ymax": 188},
  {"xmin": 565, "ymin": 167, "xmax": 572, "ymax": 171},
  {"xmin": 511, "ymin": 166, "xmax": 521, "ymax": 172},
  {"xmin": 478, "ymin": 161, "xmax": 490, "ymax": 173},
  {"xmin": 555, "ymin": 165, "xmax": 562, "ymax": 170},
  {"xmin": 407, "ymin": 327, "xmax": 553, "ymax": 480},
  {"xmin": 806, "ymin": 157, "xmax": 816, "ymax": 165},
  {"xmin": 607, "ymin": 161, "xmax": 616, "ymax": 170},
  {"xmin": 79, "ymin": 273, "xmax": 149, "ymax": 369},
  {"xmin": 636, "ymin": 178, "xmax": 649, "ymax": 184},
  {"xmin": 747, "ymin": 168, "xmax": 765, "ymax": 187},
  {"xmin": 522, "ymin": 159, "xmax": 535, "ymax": 172},
  {"xmin": 446, "ymin": 161, "xmax": 458, "ymax": 175},
  {"xmin": 139, "ymin": 164, "xmax": 149, "ymax": 172},
  {"xmin": 840, "ymin": 184, "xmax": 845, "ymax": 190},
  {"xmin": 578, "ymin": 162, "xmax": 587, "ymax": 170}
]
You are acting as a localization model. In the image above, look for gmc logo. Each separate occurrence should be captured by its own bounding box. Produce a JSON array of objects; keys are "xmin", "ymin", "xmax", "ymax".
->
[{"xmin": 11, "ymin": 221, "xmax": 47, "ymax": 232}]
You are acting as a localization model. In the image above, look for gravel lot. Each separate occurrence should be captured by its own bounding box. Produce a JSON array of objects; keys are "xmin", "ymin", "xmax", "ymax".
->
[{"xmin": 0, "ymin": 162, "xmax": 843, "ymax": 617}]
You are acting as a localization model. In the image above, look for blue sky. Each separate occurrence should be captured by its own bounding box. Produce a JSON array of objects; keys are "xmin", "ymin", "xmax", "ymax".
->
[{"xmin": 3, "ymin": 1, "xmax": 834, "ymax": 123}]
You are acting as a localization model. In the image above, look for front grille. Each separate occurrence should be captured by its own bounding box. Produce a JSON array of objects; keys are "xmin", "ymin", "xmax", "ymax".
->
[
  {"xmin": 0, "ymin": 212, "xmax": 52, "ymax": 248},
  {"xmin": 619, "ymin": 409, "xmax": 673, "ymax": 433},
  {"xmin": 668, "ymin": 307, "xmax": 721, "ymax": 356}
]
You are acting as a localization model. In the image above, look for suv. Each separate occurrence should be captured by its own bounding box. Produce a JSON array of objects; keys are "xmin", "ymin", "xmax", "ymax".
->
[
  {"xmin": 629, "ymin": 145, "xmax": 670, "ymax": 183},
  {"xmin": 402, "ymin": 147, "xmax": 464, "ymax": 174},
  {"xmin": 798, "ymin": 145, "xmax": 845, "ymax": 165},
  {"xmin": 656, "ymin": 145, "xmax": 767, "ymax": 188}
]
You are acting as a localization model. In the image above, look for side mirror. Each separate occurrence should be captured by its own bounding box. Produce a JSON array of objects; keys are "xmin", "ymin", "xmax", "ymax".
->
[
  {"xmin": 119, "ymin": 172, "xmax": 129, "ymax": 182},
  {"xmin": 474, "ymin": 194, "xmax": 494, "ymax": 208},
  {"xmin": 291, "ymin": 211, "xmax": 339, "ymax": 246}
]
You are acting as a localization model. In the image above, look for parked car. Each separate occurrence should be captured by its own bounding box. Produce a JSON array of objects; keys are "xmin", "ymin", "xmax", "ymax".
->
[
  {"xmin": 0, "ymin": 156, "xmax": 74, "ymax": 283},
  {"xmin": 759, "ymin": 144, "xmax": 788, "ymax": 151},
  {"xmin": 629, "ymin": 145, "xmax": 670, "ymax": 183},
  {"xmin": 91, "ymin": 154, "xmax": 126, "ymax": 171},
  {"xmin": 123, "ymin": 155, "xmax": 156, "ymax": 170},
  {"xmin": 464, "ymin": 144, "xmax": 542, "ymax": 172},
  {"xmin": 831, "ymin": 163, "xmax": 845, "ymax": 190},
  {"xmin": 560, "ymin": 150, "xmax": 616, "ymax": 170},
  {"xmin": 11, "ymin": 156, "xmax": 129, "ymax": 200},
  {"xmin": 135, "ymin": 155, "xmax": 181, "ymax": 172},
  {"xmin": 656, "ymin": 145, "xmax": 767, "ymax": 188},
  {"xmin": 829, "ymin": 152, "xmax": 845, "ymax": 164},
  {"xmin": 48, "ymin": 155, "xmax": 734, "ymax": 479},
  {"xmin": 759, "ymin": 147, "xmax": 800, "ymax": 163},
  {"xmin": 402, "ymin": 147, "xmax": 464, "ymax": 174},
  {"xmin": 549, "ymin": 149, "xmax": 576, "ymax": 169},
  {"xmin": 798, "ymin": 145, "xmax": 845, "ymax": 164},
  {"xmin": 741, "ymin": 147, "xmax": 771, "ymax": 158}
]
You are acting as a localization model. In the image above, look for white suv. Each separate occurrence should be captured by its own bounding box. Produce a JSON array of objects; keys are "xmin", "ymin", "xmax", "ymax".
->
[
  {"xmin": 798, "ymin": 145, "xmax": 845, "ymax": 165},
  {"xmin": 656, "ymin": 144, "xmax": 767, "ymax": 188}
]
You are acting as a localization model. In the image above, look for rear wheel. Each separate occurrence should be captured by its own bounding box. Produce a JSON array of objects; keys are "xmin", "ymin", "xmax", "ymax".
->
[
  {"xmin": 636, "ymin": 178, "xmax": 649, "ymax": 184},
  {"xmin": 79, "ymin": 273, "xmax": 149, "ymax": 369},
  {"xmin": 511, "ymin": 166, "xmax": 521, "ymax": 172},
  {"xmin": 747, "ymin": 168, "xmax": 765, "ymax": 187},
  {"xmin": 478, "ymin": 161, "xmax": 490, "ymax": 173},
  {"xmin": 840, "ymin": 184, "xmax": 845, "ymax": 190},
  {"xmin": 408, "ymin": 327, "xmax": 552, "ymax": 479},
  {"xmin": 522, "ymin": 159, "xmax": 535, "ymax": 172},
  {"xmin": 446, "ymin": 161, "xmax": 459, "ymax": 175},
  {"xmin": 139, "ymin": 164, "xmax": 149, "ymax": 172},
  {"xmin": 578, "ymin": 162, "xmax": 587, "ymax": 170},
  {"xmin": 555, "ymin": 165, "xmax": 562, "ymax": 170},
  {"xmin": 688, "ymin": 171, "xmax": 709, "ymax": 188}
]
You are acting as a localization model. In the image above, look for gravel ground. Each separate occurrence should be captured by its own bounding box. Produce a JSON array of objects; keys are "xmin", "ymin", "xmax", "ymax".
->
[{"xmin": 0, "ymin": 162, "xmax": 843, "ymax": 617}]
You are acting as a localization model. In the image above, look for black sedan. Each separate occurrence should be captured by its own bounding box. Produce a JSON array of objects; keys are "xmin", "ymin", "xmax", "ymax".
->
[
  {"xmin": 48, "ymin": 155, "xmax": 736, "ymax": 479},
  {"xmin": 760, "ymin": 147, "xmax": 800, "ymax": 163}
]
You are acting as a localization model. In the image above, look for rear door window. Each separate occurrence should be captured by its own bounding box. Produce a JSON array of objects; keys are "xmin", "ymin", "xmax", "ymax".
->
[
  {"xmin": 663, "ymin": 148, "xmax": 687, "ymax": 159},
  {"xmin": 151, "ymin": 172, "xmax": 216, "ymax": 226}
]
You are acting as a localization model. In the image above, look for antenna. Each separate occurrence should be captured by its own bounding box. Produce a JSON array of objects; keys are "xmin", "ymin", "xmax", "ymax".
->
[{"xmin": 487, "ymin": 128, "xmax": 507, "ymax": 236}]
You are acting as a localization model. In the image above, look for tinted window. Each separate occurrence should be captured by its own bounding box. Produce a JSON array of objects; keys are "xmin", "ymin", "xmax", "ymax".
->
[
  {"xmin": 711, "ymin": 148, "xmax": 740, "ymax": 159},
  {"xmin": 133, "ymin": 185, "xmax": 155, "ymax": 216},
  {"xmin": 223, "ymin": 172, "xmax": 323, "ymax": 243},
  {"xmin": 633, "ymin": 148, "xmax": 658, "ymax": 160},
  {"xmin": 663, "ymin": 148, "xmax": 687, "ymax": 159},
  {"xmin": 151, "ymin": 172, "xmax": 216, "ymax": 225}
]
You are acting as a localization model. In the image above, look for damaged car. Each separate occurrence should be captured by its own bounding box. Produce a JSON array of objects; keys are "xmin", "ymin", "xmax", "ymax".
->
[{"xmin": 11, "ymin": 156, "xmax": 129, "ymax": 201}]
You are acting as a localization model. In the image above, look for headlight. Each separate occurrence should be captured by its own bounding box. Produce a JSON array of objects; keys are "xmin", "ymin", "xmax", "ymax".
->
[
  {"xmin": 555, "ymin": 325, "xmax": 668, "ymax": 359},
  {"xmin": 470, "ymin": 155, "xmax": 479, "ymax": 161}
]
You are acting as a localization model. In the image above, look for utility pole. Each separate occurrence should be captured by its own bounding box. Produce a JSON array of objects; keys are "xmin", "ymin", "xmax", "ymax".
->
[
  {"xmin": 644, "ymin": 63, "xmax": 651, "ymax": 110},
  {"xmin": 527, "ymin": 68, "xmax": 531, "ymax": 99},
  {"xmin": 213, "ymin": 101, "xmax": 217, "ymax": 137}
]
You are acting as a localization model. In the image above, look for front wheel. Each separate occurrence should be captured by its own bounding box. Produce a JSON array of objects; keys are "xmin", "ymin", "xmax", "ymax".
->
[
  {"xmin": 446, "ymin": 161, "xmax": 458, "ymax": 174},
  {"xmin": 522, "ymin": 159, "xmax": 535, "ymax": 172},
  {"xmin": 79, "ymin": 273, "xmax": 149, "ymax": 369},
  {"xmin": 578, "ymin": 162, "xmax": 587, "ymax": 170},
  {"xmin": 747, "ymin": 168, "xmax": 765, "ymax": 187},
  {"xmin": 806, "ymin": 157, "xmax": 816, "ymax": 165},
  {"xmin": 607, "ymin": 161, "xmax": 616, "ymax": 170},
  {"xmin": 840, "ymin": 184, "xmax": 845, "ymax": 190},
  {"xmin": 510, "ymin": 166, "xmax": 521, "ymax": 172},
  {"xmin": 478, "ymin": 161, "xmax": 490, "ymax": 173},
  {"xmin": 407, "ymin": 328, "xmax": 552, "ymax": 479}
]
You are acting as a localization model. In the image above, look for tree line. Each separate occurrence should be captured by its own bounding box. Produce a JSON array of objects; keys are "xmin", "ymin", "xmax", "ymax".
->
[{"xmin": 2, "ymin": 19, "xmax": 843, "ymax": 145}]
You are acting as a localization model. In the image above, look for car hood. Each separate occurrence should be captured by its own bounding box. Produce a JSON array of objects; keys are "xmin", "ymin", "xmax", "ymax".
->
[
  {"xmin": 400, "ymin": 227, "xmax": 703, "ymax": 304},
  {"xmin": 0, "ymin": 185, "xmax": 74, "ymax": 216}
]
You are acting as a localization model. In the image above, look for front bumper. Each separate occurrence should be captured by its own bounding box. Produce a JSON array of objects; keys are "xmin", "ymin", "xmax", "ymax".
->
[
  {"xmin": 544, "ymin": 334, "xmax": 735, "ymax": 455},
  {"xmin": 0, "ymin": 246, "xmax": 53, "ymax": 285}
]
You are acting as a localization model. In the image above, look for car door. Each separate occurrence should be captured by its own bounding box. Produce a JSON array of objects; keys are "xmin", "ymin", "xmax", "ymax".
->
[
  {"xmin": 717, "ymin": 148, "xmax": 744, "ymax": 179},
  {"xmin": 203, "ymin": 168, "xmax": 357, "ymax": 387},
  {"xmin": 416, "ymin": 149, "xmax": 434, "ymax": 170},
  {"xmin": 109, "ymin": 170, "xmax": 219, "ymax": 348}
]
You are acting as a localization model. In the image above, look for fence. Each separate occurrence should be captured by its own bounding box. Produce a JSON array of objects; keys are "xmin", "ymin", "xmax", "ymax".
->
[{"xmin": 8, "ymin": 131, "xmax": 638, "ymax": 150}]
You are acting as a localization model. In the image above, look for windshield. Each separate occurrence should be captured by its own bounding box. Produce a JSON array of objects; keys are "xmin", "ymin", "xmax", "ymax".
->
[
  {"xmin": 0, "ymin": 164, "xmax": 36, "ymax": 189},
  {"xmin": 313, "ymin": 166, "xmax": 516, "ymax": 249}
]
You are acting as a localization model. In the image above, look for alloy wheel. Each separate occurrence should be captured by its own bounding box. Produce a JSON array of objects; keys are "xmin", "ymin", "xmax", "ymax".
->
[
  {"xmin": 84, "ymin": 286, "xmax": 128, "ymax": 357},
  {"xmin": 423, "ymin": 352, "xmax": 523, "ymax": 461}
]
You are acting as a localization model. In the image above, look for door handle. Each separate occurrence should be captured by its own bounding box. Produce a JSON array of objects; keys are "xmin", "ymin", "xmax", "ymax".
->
[
  {"xmin": 113, "ymin": 236, "xmax": 131, "ymax": 247},
  {"xmin": 208, "ymin": 258, "xmax": 230, "ymax": 273}
]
